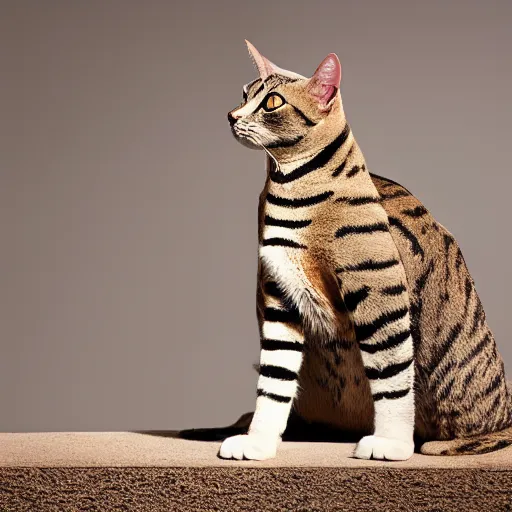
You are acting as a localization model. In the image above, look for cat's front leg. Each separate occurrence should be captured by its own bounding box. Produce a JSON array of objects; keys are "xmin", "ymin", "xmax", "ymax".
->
[
  {"xmin": 219, "ymin": 281, "xmax": 304, "ymax": 460},
  {"xmin": 337, "ymin": 250, "xmax": 415, "ymax": 460}
]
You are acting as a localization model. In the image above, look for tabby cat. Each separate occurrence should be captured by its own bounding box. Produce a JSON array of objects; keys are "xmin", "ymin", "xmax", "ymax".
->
[{"xmin": 219, "ymin": 41, "xmax": 512, "ymax": 461}]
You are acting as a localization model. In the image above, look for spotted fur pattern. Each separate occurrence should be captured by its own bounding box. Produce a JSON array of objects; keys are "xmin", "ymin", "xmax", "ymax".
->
[{"xmin": 219, "ymin": 44, "xmax": 512, "ymax": 461}]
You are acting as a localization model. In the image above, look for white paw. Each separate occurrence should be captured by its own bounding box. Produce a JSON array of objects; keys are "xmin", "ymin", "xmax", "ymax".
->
[
  {"xmin": 219, "ymin": 433, "xmax": 279, "ymax": 461},
  {"xmin": 354, "ymin": 435, "xmax": 414, "ymax": 461}
]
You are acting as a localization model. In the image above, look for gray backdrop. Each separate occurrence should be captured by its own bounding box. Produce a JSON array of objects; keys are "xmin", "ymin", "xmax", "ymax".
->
[{"xmin": 1, "ymin": 1, "xmax": 510, "ymax": 432}]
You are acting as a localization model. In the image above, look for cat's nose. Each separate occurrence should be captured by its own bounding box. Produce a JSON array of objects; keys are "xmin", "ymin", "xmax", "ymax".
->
[{"xmin": 227, "ymin": 111, "xmax": 238, "ymax": 126}]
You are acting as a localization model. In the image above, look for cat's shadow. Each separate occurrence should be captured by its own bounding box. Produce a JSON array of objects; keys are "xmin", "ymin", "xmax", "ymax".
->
[{"xmin": 135, "ymin": 411, "xmax": 363, "ymax": 443}]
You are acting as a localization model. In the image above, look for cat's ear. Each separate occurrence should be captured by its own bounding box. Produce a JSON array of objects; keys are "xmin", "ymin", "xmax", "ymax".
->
[
  {"xmin": 245, "ymin": 40, "xmax": 276, "ymax": 80},
  {"xmin": 307, "ymin": 53, "xmax": 342, "ymax": 109}
]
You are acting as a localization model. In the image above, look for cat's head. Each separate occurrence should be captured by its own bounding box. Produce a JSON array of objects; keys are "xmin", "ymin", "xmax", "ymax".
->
[{"xmin": 228, "ymin": 41, "xmax": 344, "ymax": 161}]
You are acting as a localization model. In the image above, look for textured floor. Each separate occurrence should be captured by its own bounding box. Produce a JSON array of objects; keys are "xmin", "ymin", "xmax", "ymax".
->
[{"xmin": 1, "ymin": 431, "xmax": 512, "ymax": 511}]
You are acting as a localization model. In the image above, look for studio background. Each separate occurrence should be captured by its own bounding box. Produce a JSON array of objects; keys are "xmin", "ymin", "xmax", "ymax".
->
[{"xmin": 1, "ymin": 0, "xmax": 510, "ymax": 432}]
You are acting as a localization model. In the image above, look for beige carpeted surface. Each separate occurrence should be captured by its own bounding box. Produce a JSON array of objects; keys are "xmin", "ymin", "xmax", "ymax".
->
[{"xmin": 1, "ymin": 431, "xmax": 512, "ymax": 511}]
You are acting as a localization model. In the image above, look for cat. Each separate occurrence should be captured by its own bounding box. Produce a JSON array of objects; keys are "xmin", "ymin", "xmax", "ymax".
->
[{"xmin": 218, "ymin": 41, "xmax": 512, "ymax": 461}]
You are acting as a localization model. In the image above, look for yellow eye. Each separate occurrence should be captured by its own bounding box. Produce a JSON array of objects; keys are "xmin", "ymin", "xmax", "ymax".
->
[{"xmin": 265, "ymin": 94, "xmax": 284, "ymax": 111}]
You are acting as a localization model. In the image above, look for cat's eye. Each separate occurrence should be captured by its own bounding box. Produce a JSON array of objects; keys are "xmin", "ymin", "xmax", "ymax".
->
[{"xmin": 264, "ymin": 94, "xmax": 285, "ymax": 112}]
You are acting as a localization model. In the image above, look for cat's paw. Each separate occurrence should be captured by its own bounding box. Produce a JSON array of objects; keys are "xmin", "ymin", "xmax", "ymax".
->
[
  {"xmin": 218, "ymin": 433, "xmax": 279, "ymax": 461},
  {"xmin": 354, "ymin": 435, "xmax": 414, "ymax": 461}
]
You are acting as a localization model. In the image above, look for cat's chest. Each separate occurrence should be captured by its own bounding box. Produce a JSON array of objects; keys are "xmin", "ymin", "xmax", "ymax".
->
[
  {"xmin": 259, "ymin": 242, "xmax": 341, "ymax": 339},
  {"xmin": 259, "ymin": 244, "xmax": 310, "ymax": 295},
  {"xmin": 258, "ymin": 192, "xmax": 323, "ymax": 309},
  {"xmin": 259, "ymin": 219, "xmax": 319, "ymax": 307}
]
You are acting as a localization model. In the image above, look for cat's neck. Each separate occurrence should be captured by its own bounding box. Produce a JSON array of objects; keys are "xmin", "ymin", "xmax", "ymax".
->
[{"xmin": 264, "ymin": 120, "xmax": 370, "ymax": 191}]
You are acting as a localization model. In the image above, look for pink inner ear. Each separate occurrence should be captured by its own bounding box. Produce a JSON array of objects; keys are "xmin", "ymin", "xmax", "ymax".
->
[
  {"xmin": 308, "ymin": 53, "xmax": 342, "ymax": 106},
  {"xmin": 314, "ymin": 53, "xmax": 342, "ymax": 86}
]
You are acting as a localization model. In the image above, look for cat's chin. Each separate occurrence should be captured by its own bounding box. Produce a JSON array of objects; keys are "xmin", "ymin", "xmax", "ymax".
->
[
  {"xmin": 232, "ymin": 132, "xmax": 262, "ymax": 150},
  {"xmin": 239, "ymin": 139, "xmax": 262, "ymax": 150}
]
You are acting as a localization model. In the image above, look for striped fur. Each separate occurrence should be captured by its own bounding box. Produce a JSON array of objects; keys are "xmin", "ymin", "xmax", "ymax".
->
[{"xmin": 219, "ymin": 43, "xmax": 512, "ymax": 461}]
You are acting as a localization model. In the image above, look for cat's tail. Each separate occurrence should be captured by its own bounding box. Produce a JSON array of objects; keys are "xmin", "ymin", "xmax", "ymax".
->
[{"xmin": 420, "ymin": 425, "xmax": 512, "ymax": 456}]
